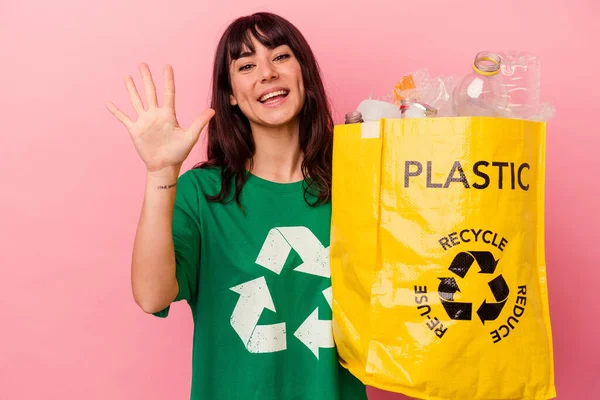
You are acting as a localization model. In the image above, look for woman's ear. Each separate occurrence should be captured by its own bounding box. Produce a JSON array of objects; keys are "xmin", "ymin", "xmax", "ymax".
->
[{"xmin": 230, "ymin": 94, "xmax": 238, "ymax": 106}]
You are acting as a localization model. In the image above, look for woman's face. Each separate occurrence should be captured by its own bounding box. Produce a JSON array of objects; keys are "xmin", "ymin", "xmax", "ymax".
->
[{"xmin": 229, "ymin": 35, "xmax": 305, "ymax": 129}]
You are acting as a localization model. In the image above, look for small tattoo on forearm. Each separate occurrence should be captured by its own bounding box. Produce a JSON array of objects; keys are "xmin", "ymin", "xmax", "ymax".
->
[{"xmin": 157, "ymin": 183, "xmax": 177, "ymax": 190}]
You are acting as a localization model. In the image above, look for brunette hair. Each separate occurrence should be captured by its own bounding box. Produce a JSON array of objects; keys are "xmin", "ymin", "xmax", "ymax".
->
[{"xmin": 196, "ymin": 12, "xmax": 333, "ymax": 207}]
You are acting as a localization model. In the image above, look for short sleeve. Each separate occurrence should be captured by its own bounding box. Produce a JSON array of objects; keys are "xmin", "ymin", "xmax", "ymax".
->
[{"xmin": 153, "ymin": 171, "xmax": 202, "ymax": 318}]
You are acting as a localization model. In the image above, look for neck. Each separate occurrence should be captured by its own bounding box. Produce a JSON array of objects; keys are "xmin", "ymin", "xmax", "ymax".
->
[{"xmin": 248, "ymin": 119, "xmax": 304, "ymax": 183}]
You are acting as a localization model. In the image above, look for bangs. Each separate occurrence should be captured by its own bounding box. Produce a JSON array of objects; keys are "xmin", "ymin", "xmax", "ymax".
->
[{"xmin": 226, "ymin": 15, "xmax": 291, "ymax": 63}]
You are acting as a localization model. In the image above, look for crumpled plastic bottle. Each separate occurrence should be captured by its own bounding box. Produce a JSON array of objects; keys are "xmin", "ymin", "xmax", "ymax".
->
[{"xmin": 499, "ymin": 51, "xmax": 556, "ymax": 121}]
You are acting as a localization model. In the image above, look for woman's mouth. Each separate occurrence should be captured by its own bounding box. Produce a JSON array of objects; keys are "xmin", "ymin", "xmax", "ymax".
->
[{"xmin": 258, "ymin": 89, "xmax": 290, "ymax": 105}]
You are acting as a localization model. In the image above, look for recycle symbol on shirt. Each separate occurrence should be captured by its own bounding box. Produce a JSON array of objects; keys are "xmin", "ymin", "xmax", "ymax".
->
[{"xmin": 229, "ymin": 227, "xmax": 333, "ymax": 359}]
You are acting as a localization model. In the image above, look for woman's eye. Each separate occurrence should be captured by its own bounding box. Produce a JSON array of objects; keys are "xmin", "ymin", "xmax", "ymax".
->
[
  {"xmin": 239, "ymin": 64, "xmax": 253, "ymax": 72},
  {"xmin": 274, "ymin": 53, "xmax": 290, "ymax": 61}
]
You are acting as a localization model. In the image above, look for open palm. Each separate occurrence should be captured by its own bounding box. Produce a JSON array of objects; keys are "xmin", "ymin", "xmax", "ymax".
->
[{"xmin": 106, "ymin": 63, "xmax": 214, "ymax": 172}]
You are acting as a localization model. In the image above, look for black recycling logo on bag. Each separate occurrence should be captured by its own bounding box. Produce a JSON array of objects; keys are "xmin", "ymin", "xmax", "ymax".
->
[
  {"xmin": 438, "ymin": 251, "xmax": 509, "ymax": 324},
  {"xmin": 414, "ymin": 229, "xmax": 530, "ymax": 344}
]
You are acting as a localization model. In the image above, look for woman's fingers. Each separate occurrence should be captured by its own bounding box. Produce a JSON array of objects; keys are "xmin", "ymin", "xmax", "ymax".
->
[
  {"xmin": 139, "ymin": 63, "xmax": 158, "ymax": 108},
  {"xmin": 163, "ymin": 64, "xmax": 176, "ymax": 110},
  {"xmin": 188, "ymin": 109, "xmax": 215, "ymax": 141},
  {"xmin": 106, "ymin": 101, "xmax": 133, "ymax": 130},
  {"xmin": 125, "ymin": 76, "xmax": 145, "ymax": 114}
]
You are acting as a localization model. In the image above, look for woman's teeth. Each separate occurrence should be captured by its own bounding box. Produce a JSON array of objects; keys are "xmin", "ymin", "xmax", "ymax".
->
[{"xmin": 259, "ymin": 90, "xmax": 289, "ymax": 103}]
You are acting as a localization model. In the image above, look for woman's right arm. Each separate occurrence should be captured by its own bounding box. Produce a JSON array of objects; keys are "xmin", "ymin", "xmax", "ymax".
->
[
  {"xmin": 106, "ymin": 63, "xmax": 214, "ymax": 314},
  {"xmin": 131, "ymin": 166, "xmax": 181, "ymax": 313}
]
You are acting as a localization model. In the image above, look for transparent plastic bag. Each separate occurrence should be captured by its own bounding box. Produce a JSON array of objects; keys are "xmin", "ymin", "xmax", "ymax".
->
[
  {"xmin": 528, "ymin": 102, "xmax": 556, "ymax": 122},
  {"xmin": 395, "ymin": 69, "xmax": 456, "ymax": 117}
]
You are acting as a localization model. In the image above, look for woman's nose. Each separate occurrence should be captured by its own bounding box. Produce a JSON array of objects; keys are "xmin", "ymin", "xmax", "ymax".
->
[{"xmin": 259, "ymin": 63, "xmax": 279, "ymax": 82}]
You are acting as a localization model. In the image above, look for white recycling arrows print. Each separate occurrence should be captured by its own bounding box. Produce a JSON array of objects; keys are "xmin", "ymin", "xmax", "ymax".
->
[
  {"xmin": 293, "ymin": 288, "xmax": 335, "ymax": 359},
  {"xmin": 229, "ymin": 277, "xmax": 287, "ymax": 353},
  {"xmin": 229, "ymin": 226, "xmax": 334, "ymax": 359},
  {"xmin": 255, "ymin": 227, "xmax": 331, "ymax": 278}
]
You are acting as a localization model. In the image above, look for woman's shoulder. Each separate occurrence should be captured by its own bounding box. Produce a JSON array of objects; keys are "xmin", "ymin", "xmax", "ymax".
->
[
  {"xmin": 177, "ymin": 165, "xmax": 223, "ymax": 195},
  {"xmin": 180, "ymin": 165, "xmax": 221, "ymax": 182}
]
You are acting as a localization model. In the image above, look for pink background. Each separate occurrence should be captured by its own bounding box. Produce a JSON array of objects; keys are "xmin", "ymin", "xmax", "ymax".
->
[{"xmin": 1, "ymin": 0, "xmax": 599, "ymax": 398}]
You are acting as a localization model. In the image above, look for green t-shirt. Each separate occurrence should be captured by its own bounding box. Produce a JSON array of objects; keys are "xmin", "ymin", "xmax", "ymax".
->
[{"xmin": 154, "ymin": 167, "xmax": 367, "ymax": 400}]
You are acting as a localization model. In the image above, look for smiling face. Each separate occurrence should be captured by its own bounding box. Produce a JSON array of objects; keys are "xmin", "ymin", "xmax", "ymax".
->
[{"xmin": 229, "ymin": 34, "xmax": 305, "ymax": 129}]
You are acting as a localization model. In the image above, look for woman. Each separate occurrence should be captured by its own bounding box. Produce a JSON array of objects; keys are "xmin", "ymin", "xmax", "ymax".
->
[{"xmin": 106, "ymin": 11, "xmax": 367, "ymax": 400}]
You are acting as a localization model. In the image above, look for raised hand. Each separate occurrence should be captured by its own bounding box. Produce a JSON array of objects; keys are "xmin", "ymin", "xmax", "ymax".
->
[{"xmin": 106, "ymin": 63, "xmax": 214, "ymax": 172}]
